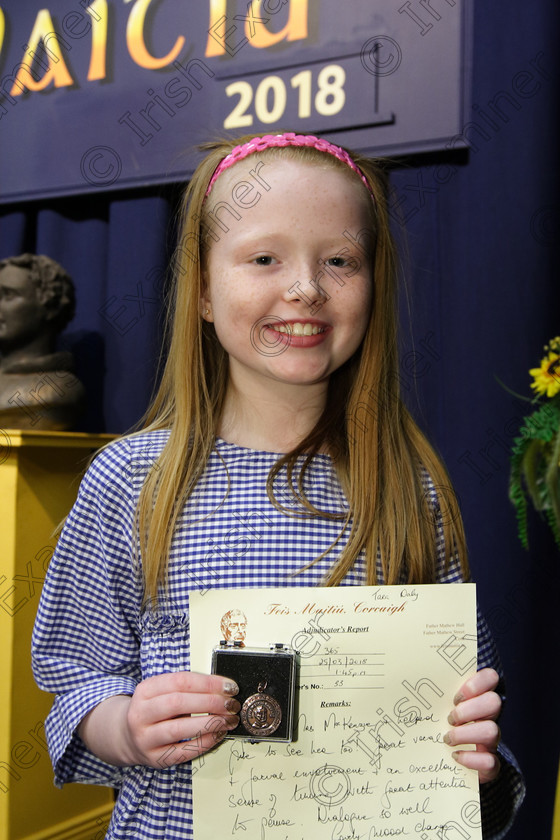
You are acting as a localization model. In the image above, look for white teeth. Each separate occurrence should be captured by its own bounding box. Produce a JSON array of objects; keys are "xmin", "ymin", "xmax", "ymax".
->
[{"xmin": 269, "ymin": 322, "xmax": 324, "ymax": 336}]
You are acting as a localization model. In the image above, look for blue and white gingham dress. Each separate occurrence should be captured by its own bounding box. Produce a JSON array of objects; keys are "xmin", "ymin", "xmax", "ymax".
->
[{"xmin": 32, "ymin": 430, "xmax": 525, "ymax": 839}]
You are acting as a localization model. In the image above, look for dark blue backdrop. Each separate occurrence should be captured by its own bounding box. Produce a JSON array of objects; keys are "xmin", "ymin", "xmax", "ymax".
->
[{"xmin": 1, "ymin": 2, "xmax": 558, "ymax": 836}]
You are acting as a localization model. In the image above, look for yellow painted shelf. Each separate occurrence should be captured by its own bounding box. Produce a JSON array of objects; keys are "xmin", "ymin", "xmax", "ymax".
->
[
  {"xmin": 554, "ymin": 766, "xmax": 560, "ymax": 840},
  {"xmin": 0, "ymin": 430, "xmax": 115, "ymax": 840}
]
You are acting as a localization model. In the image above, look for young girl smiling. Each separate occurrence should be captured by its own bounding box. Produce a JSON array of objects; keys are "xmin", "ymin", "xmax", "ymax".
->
[{"xmin": 32, "ymin": 133, "xmax": 524, "ymax": 838}]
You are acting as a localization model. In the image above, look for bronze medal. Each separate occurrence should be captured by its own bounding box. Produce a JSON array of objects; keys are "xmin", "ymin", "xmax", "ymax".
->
[{"xmin": 240, "ymin": 681, "xmax": 282, "ymax": 737}]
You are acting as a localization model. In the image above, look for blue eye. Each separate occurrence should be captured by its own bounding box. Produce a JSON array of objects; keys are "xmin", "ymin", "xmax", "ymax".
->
[
  {"xmin": 325, "ymin": 257, "xmax": 347, "ymax": 268},
  {"xmin": 253, "ymin": 256, "xmax": 274, "ymax": 266}
]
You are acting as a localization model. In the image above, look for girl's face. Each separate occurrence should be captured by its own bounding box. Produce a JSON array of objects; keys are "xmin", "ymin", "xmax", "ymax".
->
[{"xmin": 201, "ymin": 157, "xmax": 374, "ymax": 394}]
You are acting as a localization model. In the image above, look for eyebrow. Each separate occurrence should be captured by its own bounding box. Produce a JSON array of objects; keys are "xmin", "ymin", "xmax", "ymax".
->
[
  {"xmin": 0, "ymin": 282, "xmax": 25, "ymax": 292},
  {"xmin": 229, "ymin": 231, "xmax": 367, "ymax": 251}
]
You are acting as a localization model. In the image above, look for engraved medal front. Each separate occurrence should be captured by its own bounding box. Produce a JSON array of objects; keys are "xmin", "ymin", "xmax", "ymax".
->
[{"xmin": 240, "ymin": 681, "xmax": 282, "ymax": 737}]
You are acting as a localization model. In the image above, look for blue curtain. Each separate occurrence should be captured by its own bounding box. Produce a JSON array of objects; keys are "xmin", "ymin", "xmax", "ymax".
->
[{"xmin": 1, "ymin": 1, "xmax": 558, "ymax": 836}]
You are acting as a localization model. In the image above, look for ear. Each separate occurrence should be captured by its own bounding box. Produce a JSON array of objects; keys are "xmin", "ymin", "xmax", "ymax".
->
[
  {"xmin": 200, "ymin": 271, "xmax": 213, "ymax": 322},
  {"xmin": 39, "ymin": 291, "xmax": 60, "ymax": 323},
  {"xmin": 44, "ymin": 304, "xmax": 59, "ymax": 323}
]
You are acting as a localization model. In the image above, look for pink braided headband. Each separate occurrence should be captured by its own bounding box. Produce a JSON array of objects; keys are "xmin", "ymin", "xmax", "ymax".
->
[{"xmin": 204, "ymin": 132, "xmax": 374, "ymax": 200}]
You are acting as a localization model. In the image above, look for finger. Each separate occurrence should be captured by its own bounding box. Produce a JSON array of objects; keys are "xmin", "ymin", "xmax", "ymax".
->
[
  {"xmin": 137, "ymin": 671, "xmax": 239, "ymax": 700},
  {"xmin": 451, "ymin": 747, "xmax": 501, "ymax": 783},
  {"xmin": 144, "ymin": 713, "xmax": 239, "ymax": 754},
  {"xmin": 448, "ymin": 690, "xmax": 502, "ymax": 725},
  {"xmin": 453, "ymin": 668, "xmax": 500, "ymax": 704},
  {"xmin": 154, "ymin": 722, "xmax": 237, "ymax": 768},
  {"xmin": 149, "ymin": 690, "xmax": 241, "ymax": 722},
  {"xmin": 444, "ymin": 720, "xmax": 500, "ymax": 751}
]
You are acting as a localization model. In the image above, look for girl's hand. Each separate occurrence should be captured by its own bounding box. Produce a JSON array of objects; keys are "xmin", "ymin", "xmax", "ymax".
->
[
  {"xmin": 443, "ymin": 668, "xmax": 502, "ymax": 784},
  {"xmin": 123, "ymin": 671, "xmax": 240, "ymax": 768},
  {"xmin": 78, "ymin": 671, "xmax": 240, "ymax": 769}
]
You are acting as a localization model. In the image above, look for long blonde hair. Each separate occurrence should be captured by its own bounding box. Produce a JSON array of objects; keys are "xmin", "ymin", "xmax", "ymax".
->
[{"xmin": 134, "ymin": 134, "xmax": 469, "ymax": 603}]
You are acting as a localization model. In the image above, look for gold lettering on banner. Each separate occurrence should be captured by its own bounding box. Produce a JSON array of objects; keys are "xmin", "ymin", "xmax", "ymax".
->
[
  {"xmin": 86, "ymin": 0, "xmax": 108, "ymax": 80},
  {"xmin": 246, "ymin": 0, "xmax": 308, "ymax": 49},
  {"xmin": 125, "ymin": 0, "xmax": 185, "ymax": 69},
  {"xmin": 10, "ymin": 10, "xmax": 74, "ymax": 96},
  {"xmin": 206, "ymin": 0, "xmax": 228, "ymax": 57},
  {"xmin": 0, "ymin": 0, "xmax": 311, "ymax": 96},
  {"xmin": 206, "ymin": 0, "xmax": 308, "ymax": 57}
]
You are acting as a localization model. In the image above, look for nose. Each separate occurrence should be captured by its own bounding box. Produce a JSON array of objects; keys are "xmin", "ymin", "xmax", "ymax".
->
[{"xmin": 283, "ymin": 264, "xmax": 330, "ymax": 314}]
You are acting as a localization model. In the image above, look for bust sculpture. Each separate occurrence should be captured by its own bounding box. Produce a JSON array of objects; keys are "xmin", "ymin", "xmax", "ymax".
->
[{"xmin": 0, "ymin": 253, "xmax": 85, "ymax": 430}]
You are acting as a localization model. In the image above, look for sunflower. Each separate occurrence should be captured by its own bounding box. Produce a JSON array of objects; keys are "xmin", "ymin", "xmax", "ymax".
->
[
  {"xmin": 530, "ymin": 349, "xmax": 560, "ymax": 398},
  {"xmin": 510, "ymin": 336, "xmax": 560, "ymax": 550}
]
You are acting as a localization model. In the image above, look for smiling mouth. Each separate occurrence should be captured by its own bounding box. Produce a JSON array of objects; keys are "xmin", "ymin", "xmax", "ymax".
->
[{"xmin": 268, "ymin": 322, "xmax": 326, "ymax": 336}]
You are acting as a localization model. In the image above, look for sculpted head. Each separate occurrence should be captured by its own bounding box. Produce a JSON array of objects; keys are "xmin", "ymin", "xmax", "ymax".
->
[{"xmin": 0, "ymin": 253, "xmax": 76, "ymax": 349}]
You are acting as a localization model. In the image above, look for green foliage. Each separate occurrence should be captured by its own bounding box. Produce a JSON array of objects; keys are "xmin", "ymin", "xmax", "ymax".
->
[{"xmin": 509, "ymin": 397, "xmax": 560, "ymax": 549}]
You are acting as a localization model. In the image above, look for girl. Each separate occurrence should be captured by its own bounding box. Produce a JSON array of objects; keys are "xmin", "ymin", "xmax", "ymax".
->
[{"xmin": 32, "ymin": 133, "xmax": 524, "ymax": 838}]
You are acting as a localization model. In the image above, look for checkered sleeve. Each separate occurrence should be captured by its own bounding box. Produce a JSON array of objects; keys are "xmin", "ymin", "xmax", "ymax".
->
[
  {"xmin": 31, "ymin": 439, "xmax": 143, "ymax": 788},
  {"xmin": 429, "ymin": 480, "xmax": 526, "ymax": 837}
]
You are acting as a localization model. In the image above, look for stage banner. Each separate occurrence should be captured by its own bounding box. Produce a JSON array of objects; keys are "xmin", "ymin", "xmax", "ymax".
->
[{"xmin": 0, "ymin": 0, "xmax": 472, "ymax": 203}]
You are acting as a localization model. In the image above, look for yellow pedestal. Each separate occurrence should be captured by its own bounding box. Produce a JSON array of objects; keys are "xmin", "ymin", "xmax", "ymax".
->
[
  {"xmin": 0, "ymin": 431, "xmax": 116, "ymax": 840},
  {"xmin": 553, "ymin": 763, "xmax": 560, "ymax": 839}
]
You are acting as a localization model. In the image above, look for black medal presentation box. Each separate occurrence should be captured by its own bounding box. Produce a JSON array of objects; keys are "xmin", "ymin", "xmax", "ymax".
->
[{"xmin": 211, "ymin": 642, "xmax": 297, "ymax": 743}]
